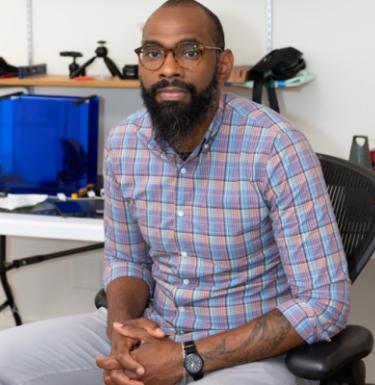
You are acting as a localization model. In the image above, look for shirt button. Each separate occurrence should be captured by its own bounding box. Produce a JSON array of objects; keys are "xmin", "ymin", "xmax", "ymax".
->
[
  {"xmin": 180, "ymin": 167, "xmax": 186, "ymax": 175},
  {"xmin": 203, "ymin": 144, "xmax": 209, "ymax": 150},
  {"xmin": 183, "ymin": 279, "xmax": 190, "ymax": 285},
  {"xmin": 177, "ymin": 210, "xmax": 184, "ymax": 217},
  {"xmin": 180, "ymin": 306, "xmax": 185, "ymax": 312},
  {"xmin": 181, "ymin": 251, "xmax": 188, "ymax": 258}
]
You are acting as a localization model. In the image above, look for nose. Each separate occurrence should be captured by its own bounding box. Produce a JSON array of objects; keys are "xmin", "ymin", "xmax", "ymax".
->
[{"xmin": 159, "ymin": 50, "xmax": 182, "ymax": 79}]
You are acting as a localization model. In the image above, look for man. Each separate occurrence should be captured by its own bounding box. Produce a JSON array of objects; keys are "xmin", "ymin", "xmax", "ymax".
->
[{"xmin": 0, "ymin": 1, "xmax": 350, "ymax": 385}]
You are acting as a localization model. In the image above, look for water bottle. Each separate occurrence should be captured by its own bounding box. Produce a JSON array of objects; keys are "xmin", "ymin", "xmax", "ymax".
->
[{"xmin": 349, "ymin": 135, "xmax": 372, "ymax": 168}]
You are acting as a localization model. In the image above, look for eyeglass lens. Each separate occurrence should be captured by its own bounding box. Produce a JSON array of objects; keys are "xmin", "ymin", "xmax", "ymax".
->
[{"xmin": 138, "ymin": 42, "xmax": 203, "ymax": 70}]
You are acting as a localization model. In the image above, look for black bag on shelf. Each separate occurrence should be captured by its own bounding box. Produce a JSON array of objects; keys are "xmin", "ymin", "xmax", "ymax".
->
[{"xmin": 249, "ymin": 47, "xmax": 305, "ymax": 112}]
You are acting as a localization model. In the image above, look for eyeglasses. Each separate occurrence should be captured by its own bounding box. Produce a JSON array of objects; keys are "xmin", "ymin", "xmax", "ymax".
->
[{"xmin": 134, "ymin": 41, "xmax": 223, "ymax": 71}]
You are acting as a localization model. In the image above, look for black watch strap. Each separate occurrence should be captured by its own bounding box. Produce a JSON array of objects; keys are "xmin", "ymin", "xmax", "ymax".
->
[
  {"xmin": 184, "ymin": 340, "xmax": 198, "ymax": 354},
  {"xmin": 183, "ymin": 340, "xmax": 204, "ymax": 381}
]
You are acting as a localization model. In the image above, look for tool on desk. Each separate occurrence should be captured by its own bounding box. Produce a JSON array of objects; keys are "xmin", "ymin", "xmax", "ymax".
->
[{"xmin": 60, "ymin": 41, "xmax": 124, "ymax": 79}]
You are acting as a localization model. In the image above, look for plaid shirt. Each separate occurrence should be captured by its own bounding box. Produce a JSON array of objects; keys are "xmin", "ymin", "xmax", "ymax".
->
[{"xmin": 104, "ymin": 93, "xmax": 350, "ymax": 344}]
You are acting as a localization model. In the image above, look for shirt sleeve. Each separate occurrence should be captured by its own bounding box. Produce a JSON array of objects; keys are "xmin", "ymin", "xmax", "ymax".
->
[
  {"xmin": 265, "ymin": 128, "xmax": 351, "ymax": 344},
  {"xmin": 103, "ymin": 128, "xmax": 154, "ymax": 293}
]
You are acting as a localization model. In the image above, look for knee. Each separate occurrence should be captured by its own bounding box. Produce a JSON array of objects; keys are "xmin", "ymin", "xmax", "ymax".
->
[{"xmin": 0, "ymin": 328, "xmax": 22, "ymax": 384}]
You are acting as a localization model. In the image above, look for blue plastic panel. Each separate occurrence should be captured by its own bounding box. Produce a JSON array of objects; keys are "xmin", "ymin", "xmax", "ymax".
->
[{"xmin": 0, "ymin": 93, "xmax": 99, "ymax": 195}]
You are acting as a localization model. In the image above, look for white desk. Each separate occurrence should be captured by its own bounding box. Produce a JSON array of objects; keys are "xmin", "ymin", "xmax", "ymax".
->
[
  {"xmin": 0, "ymin": 213, "xmax": 104, "ymax": 325},
  {"xmin": 0, "ymin": 212, "xmax": 104, "ymax": 242}
]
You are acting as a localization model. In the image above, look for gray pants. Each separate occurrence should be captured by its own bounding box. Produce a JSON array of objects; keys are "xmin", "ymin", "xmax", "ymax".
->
[{"xmin": 0, "ymin": 308, "xmax": 317, "ymax": 385}]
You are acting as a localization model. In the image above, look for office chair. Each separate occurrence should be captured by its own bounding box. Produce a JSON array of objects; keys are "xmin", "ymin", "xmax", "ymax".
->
[
  {"xmin": 95, "ymin": 153, "xmax": 375, "ymax": 385},
  {"xmin": 285, "ymin": 153, "xmax": 375, "ymax": 385}
]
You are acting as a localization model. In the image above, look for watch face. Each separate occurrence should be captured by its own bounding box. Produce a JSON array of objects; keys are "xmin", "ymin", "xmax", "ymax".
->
[{"xmin": 185, "ymin": 353, "xmax": 203, "ymax": 374}]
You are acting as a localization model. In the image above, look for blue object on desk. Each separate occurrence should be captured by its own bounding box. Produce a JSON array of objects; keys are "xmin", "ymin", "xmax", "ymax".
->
[{"xmin": 0, "ymin": 93, "xmax": 99, "ymax": 195}]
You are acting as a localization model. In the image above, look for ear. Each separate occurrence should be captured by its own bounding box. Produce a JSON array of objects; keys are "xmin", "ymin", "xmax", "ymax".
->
[{"xmin": 217, "ymin": 49, "xmax": 234, "ymax": 84}]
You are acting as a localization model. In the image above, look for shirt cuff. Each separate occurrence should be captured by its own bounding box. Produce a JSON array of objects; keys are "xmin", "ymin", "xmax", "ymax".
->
[
  {"xmin": 103, "ymin": 260, "xmax": 154, "ymax": 295},
  {"xmin": 277, "ymin": 299, "xmax": 332, "ymax": 344}
]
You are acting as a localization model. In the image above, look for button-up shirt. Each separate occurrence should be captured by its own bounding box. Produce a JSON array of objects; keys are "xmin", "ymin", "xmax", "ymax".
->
[{"xmin": 103, "ymin": 92, "xmax": 350, "ymax": 344}]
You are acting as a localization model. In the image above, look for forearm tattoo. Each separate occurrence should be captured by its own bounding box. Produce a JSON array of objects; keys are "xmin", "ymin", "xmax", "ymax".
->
[{"xmin": 201, "ymin": 309, "xmax": 292, "ymax": 365}]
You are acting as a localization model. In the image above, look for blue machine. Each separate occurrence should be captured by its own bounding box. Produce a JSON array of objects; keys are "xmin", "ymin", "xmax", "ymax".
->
[{"xmin": 0, "ymin": 93, "xmax": 99, "ymax": 195}]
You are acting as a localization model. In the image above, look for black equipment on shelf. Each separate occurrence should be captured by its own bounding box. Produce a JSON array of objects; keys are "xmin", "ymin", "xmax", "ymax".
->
[
  {"xmin": 60, "ymin": 51, "xmax": 84, "ymax": 78},
  {"xmin": 0, "ymin": 57, "xmax": 47, "ymax": 79},
  {"xmin": 62, "ymin": 41, "xmax": 124, "ymax": 79}
]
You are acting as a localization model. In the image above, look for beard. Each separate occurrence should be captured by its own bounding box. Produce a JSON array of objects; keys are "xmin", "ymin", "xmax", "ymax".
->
[{"xmin": 140, "ymin": 71, "xmax": 218, "ymax": 149}]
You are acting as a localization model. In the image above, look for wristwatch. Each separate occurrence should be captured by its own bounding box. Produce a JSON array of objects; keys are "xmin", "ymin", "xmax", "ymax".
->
[{"xmin": 182, "ymin": 340, "xmax": 204, "ymax": 381}]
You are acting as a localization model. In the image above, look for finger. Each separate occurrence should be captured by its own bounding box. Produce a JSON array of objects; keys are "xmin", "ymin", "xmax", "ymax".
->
[
  {"xmin": 104, "ymin": 370, "xmax": 114, "ymax": 385},
  {"xmin": 114, "ymin": 319, "xmax": 165, "ymax": 338},
  {"xmin": 97, "ymin": 352, "xmax": 144, "ymax": 377},
  {"xmin": 96, "ymin": 355, "xmax": 122, "ymax": 370},
  {"xmin": 113, "ymin": 323, "xmax": 149, "ymax": 340},
  {"xmin": 132, "ymin": 318, "xmax": 165, "ymax": 338},
  {"xmin": 143, "ymin": 324, "xmax": 165, "ymax": 338},
  {"xmin": 115, "ymin": 352, "xmax": 145, "ymax": 377},
  {"xmin": 109, "ymin": 369, "xmax": 145, "ymax": 385}
]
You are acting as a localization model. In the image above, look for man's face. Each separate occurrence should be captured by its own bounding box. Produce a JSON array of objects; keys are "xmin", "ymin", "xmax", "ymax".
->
[{"xmin": 137, "ymin": 5, "xmax": 224, "ymax": 147}]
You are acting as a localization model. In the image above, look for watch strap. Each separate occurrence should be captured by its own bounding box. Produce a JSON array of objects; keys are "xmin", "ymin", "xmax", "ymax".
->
[
  {"xmin": 183, "ymin": 340, "xmax": 204, "ymax": 381},
  {"xmin": 184, "ymin": 340, "xmax": 198, "ymax": 355}
]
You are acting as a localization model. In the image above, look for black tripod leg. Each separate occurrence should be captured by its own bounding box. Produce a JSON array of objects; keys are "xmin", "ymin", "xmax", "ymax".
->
[
  {"xmin": 103, "ymin": 57, "xmax": 123, "ymax": 79},
  {"xmin": 0, "ymin": 236, "xmax": 22, "ymax": 325}
]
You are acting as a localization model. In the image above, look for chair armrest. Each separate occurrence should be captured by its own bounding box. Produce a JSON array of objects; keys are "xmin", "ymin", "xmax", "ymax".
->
[
  {"xmin": 95, "ymin": 288, "xmax": 107, "ymax": 309},
  {"xmin": 285, "ymin": 325, "xmax": 374, "ymax": 380}
]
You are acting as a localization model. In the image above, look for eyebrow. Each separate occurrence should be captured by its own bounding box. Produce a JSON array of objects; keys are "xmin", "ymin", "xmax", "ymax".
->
[{"xmin": 141, "ymin": 38, "xmax": 201, "ymax": 47}]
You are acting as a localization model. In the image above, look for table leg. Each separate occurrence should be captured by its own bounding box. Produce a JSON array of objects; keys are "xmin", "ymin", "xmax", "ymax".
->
[{"xmin": 0, "ymin": 235, "xmax": 23, "ymax": 325}]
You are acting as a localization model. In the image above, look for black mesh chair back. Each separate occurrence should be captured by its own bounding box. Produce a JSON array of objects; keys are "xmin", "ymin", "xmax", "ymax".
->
[
  {"xmin": 286, "ymin": 154, "xmax": 375, "ymax": 385},
  {"xmin": 317, "ymin": 153, "xmax": 375, "ymax": 282}
]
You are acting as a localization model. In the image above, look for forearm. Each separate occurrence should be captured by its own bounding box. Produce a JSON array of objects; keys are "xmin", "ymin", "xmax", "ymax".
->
[
  {"xmin": 196, "ymin": 309, "xmax": 303, "ymax": 372},
  {"xmin": 106, "ymin": 276, "xmax": 150, "ymax": 338}
]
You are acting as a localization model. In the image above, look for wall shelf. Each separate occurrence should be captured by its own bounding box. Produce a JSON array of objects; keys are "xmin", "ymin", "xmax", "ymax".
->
[
  {"xmin": 224, "ymin": 71, "xmax": 315, "ymax": 89},
  {"xmin": 0, "ymin": 72, "xmax": 314, "ymax": 90},
  {"xmin": 0, "ymin": 75, "xmax": 140, "ymax": 89}
]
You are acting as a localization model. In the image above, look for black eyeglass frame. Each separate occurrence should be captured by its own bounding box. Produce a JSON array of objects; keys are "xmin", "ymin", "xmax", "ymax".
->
[{"xmin": 134, "ymin": 42, "xmax": 223, "ymax": 71}]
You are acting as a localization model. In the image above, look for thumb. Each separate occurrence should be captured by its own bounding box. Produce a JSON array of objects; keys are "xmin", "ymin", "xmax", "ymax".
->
[
  {"xmin": 139, "ymin": 319, "xmax": 165, "ymax": 338},
  {"xmin": 144, "ymin": 325, "xmax": 165, "ymax": 338}
]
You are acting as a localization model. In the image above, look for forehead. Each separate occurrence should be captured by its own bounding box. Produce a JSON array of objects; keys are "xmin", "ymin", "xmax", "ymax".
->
[{"xmin": 142, "ymin": 5, "xmax": 215, "ymax": 46}]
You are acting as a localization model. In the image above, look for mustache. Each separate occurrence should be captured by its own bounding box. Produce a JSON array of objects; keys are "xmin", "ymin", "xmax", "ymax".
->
[{"xmin": 148, "ymin": 79, "xmax": 196, "ymax": 95}]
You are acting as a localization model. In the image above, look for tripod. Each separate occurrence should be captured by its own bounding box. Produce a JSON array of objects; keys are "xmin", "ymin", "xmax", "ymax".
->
[
  {"xmin": 60, "ymin": 51, "xmax": 84, "ymax": 78},
  {"xmin": 70, "ymin": 41, "xmax": 123, "ymax": 79}
]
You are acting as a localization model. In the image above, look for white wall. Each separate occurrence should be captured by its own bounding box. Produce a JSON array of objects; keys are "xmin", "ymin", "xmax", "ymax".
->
[
  {"xmin": 1, "ymin": 0, "xmax": 375, "ymax": 380},
  {"xmin": 3, "ymin": 0, "xmax": 375, "ymax": 153}
]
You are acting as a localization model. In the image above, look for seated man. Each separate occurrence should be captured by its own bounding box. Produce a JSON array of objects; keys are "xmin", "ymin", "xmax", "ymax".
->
[{"xmin": 0, "ymin": 1, "xmax": 350, "ymax": 385}]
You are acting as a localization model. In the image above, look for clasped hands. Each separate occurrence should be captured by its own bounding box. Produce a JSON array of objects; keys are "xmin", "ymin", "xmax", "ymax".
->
[{"xmin": 96, "ymin": 318, "xmax": 184, "ymax": 385}]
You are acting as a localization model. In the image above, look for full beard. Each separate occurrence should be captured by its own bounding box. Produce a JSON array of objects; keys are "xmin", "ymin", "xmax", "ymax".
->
[{"xmin": 140, "ymin": 72, "xmax": 218, "ymax": 149}]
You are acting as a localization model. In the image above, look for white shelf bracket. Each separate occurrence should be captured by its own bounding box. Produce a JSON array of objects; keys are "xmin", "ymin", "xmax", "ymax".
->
[
  {"xmin": 26, "ymin": 0, "xmax": 34, "ymax": 65},
  {"xmin": 266, "ymin": 0, "xmax": 273, "ymax": 53}
]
